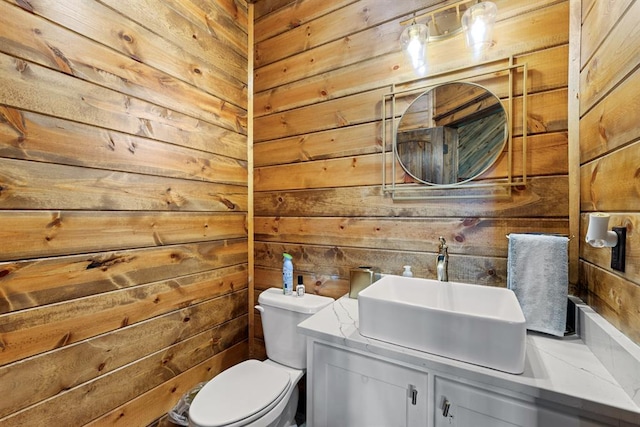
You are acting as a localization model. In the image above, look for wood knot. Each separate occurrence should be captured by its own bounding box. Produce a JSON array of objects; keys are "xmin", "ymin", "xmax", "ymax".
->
[
  {"xmin": 216, "ymin": 196, "xmax": 236, "ymax": 210},
  {"xmin": 15, "ymin": 59, "xmax": 28, "ymax": 73},
  {"xmin": 55, "ymin": 332, "xmax": 72, "ymax": 349},
  {"xmin": 461, "ymin": 218, "xmax": 480, "ymax": 227},
  {"xmin": 46, "ymin": 216, "xmax": 63, "ymax": 229},
  {"xmin": 16, "ymin": 0, "xmax": 35, "ymax": 13},
  {"xmin": 120, "ymin": 32, "xmax": 134, "ymax": 43}
]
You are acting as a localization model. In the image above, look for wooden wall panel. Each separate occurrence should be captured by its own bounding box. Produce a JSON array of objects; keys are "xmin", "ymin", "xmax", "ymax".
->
[
  {"xmin": 252, "ymin": 0, "xmax": 571, "ymax": 358},
  {"xmin": 0, "ymin": 0, "xmax": 249, "ymax": 425},
  {"xmin": 0, "ymin": 289, "xmax": 247, "ymax": 418},
  {"xmin": 1, "ymin": 314, "xmax": 248, "ymax": 427},
  {"xmin": 0, "ymin": 158, "xmax": 247, "ymax": 210},
  {"xmin": 0, "ymin": 266, "xmax": 248, "ymax": 365},
  {"xmin": 0, "ymin": 211, "xmax": 247, "ymax": 261},
  {"xmin": 254, "ymin": 176, "xmax": 569, "ymax": 218},
  {"xmin": 0, "ymin": 3, "xmax": 245, "ymax": 131},
  {"xmin": 87, "ymin": 342, "xmax": 249, "ymax": 427},
  {"xmin": 0, "ymin": 239, "xmax": 248, "ymax": 313},
  {"xmin": 255, "ymin": 217, "xmax": 568, "ymax": 257},
  {"xmin": 579, "ymin": 66, "xmax": 640, "ymax": 163},
  {"xmin": 255, "ymin": 0, "xmax": 568, "ymax": 93},
  {"xmin": 578, "ymin": 0, "xmax": 640, "ymax": 346},
  {"xmin": 0, "ymin": 108, "xmax": 246, "ymax": 177},
  {"xmin": 579, "ymin": 0, "xmax": 640, "ymax": 115},
  {"xmin": 255, "ymin": 0, "xmax": 358, "ymax": 44},
  {"xmin": 4, "ymin": 0, "xmax": 247, "ymax": 106},
  {"xmin": 255, "ymin": 43, "xmax": 569, "ymax": 118}
]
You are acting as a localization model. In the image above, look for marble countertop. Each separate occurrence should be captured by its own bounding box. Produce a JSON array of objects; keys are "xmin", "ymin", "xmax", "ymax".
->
[{"xmin": 298, "ymin": 295, "xmax": 640, "ymax": 424}]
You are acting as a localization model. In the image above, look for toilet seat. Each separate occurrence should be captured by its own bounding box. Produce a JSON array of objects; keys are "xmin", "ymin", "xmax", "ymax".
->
[{"xmin": 189, "ymin": 360, "xmax": 292, "ymax": 427}]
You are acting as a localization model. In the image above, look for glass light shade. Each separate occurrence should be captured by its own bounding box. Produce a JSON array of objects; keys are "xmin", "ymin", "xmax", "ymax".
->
[
  {"xmin": 400, "ymin": 23, "xmax": 429, "ymax": 73},
  {"xmin": 461, "ymin": 1, "xmax": 497, "ymax": 52}
]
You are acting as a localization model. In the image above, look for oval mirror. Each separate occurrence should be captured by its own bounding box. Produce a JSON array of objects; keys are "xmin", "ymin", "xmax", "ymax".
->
[{"xmin": 396, "ymin": 82, "xmax": 508, "ymax": 185}]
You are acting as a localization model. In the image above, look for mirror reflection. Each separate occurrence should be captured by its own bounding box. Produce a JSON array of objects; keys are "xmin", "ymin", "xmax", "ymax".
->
[{"xmin": 396, "ymin": 82, "xmax": 507, "ymax": 185}]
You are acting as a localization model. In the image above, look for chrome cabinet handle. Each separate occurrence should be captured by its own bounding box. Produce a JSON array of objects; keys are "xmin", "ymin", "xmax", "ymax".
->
[
  {"xmin": 408, "ymin": 385, "xmax": 418, "ymax": 405},
  {"xmin": 442, "ymin": 399, "xmax": 451, "ymax": 417}
]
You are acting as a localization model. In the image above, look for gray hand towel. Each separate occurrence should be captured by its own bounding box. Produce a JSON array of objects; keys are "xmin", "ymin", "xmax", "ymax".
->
[{"xmin": 507, "ymin": 234, "xmax": 568, "ymax": 337}]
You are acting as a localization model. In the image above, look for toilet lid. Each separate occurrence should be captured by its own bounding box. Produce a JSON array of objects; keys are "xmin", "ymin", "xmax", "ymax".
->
[{"xmin": 189, "ymin": 360, "xmax": 291, "ymax": 427}]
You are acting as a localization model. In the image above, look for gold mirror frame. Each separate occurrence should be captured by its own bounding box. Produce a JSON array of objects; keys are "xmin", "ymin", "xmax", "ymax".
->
[{"xmin": 382, "ymin": 59, "xmax": 528, "ymax": 199}]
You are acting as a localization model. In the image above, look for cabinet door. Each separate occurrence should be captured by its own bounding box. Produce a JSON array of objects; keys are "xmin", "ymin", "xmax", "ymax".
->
[
  {"xmin": 434, "ymin": 376, "xmax": 614, "ymax": 427},
  {"xmin": 310, "ymin": 342, "xmax": 428, "ymax": 427}
]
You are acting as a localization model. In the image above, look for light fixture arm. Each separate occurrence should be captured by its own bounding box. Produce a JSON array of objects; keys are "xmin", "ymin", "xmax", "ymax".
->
[{"xmin": 399, "ymin": 0, "xmax": 478, "ymax": 27}]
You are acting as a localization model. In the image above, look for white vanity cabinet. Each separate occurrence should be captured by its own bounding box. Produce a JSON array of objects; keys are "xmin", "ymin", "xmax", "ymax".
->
[
  {"xmin": 307, "ymin": 339, "xmax": 620, "ymax": 427},
  {"xmin": 299, "ymin": 297, "xmax": 640, "ymax": 427},
  {"xmin": 308, "ymin": 341, "xmax": 429, "ymax": 427}
]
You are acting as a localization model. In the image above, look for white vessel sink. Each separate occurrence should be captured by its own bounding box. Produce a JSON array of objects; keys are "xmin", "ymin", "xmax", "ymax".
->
[{"xmin": 358, "ymin": 275, "xmax": 526, "ymax": 374}]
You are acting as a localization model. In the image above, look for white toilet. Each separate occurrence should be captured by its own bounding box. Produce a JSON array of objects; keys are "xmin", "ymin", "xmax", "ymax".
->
[{"xmin": 189, "ymin": 288, "xmax": 334, "ymax": 427}]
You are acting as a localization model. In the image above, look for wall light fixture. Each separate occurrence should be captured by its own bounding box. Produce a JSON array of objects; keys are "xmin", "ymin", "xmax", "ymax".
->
[
  {"xmin": 400, "ymin": 21, "xmax": 429, "ymax": 75},
  {"xmin": 400, "ymin": 1, "xmax": 497, "ymax": 73},
  {"xmin": 461, "ymin": 1, "xmax": 497, "ymax": 53}
]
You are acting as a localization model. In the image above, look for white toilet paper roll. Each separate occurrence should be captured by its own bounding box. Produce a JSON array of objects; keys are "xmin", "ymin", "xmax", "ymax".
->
[{"xmin": 585, "ymin": 213, "xmax": 618, "ymax": 247}]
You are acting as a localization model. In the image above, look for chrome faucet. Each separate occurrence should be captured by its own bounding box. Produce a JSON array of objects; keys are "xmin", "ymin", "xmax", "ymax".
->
[{"xmin": 437, "ymin": 236, "xmax": 449, "ymax": 282}]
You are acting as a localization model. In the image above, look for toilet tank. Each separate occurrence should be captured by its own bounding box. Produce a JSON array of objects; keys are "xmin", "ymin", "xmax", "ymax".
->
[{"xmin": 257, "ymin": 288, "xmax": 334, "ymax": 369}]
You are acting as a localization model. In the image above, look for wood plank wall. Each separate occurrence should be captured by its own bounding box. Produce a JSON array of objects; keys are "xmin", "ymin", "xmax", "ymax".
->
[
  {"xmin": 578, "ymin": 0, "xmax": 640, "ymax": 346},
  {"xmin": 252, "ymin": 0, "xmax": 570, "ymax": 356},
  {"xmin": 0, "ymin": 0, "xmax": 250, "ymax": 425}
]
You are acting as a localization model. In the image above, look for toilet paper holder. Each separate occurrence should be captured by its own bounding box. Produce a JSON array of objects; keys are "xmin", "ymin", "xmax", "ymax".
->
[{"xmin": 585, "ymin": 213, "xmax": 626, "ymax": 272}]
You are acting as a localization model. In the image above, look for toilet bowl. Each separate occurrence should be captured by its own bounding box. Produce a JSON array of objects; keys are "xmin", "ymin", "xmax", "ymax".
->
[
  {"xmin": 189, "ymin": 288, "xmax": 333, "ymax": 427},
  {"xmin": 189, "ymin": 359, "xmax": 302, "ymax": 427}
]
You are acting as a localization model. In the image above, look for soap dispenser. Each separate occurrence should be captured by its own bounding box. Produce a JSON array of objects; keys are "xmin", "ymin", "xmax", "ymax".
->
[{"xmin": 402, "ymin": 265, "xmax": 413, "ymax": 277}]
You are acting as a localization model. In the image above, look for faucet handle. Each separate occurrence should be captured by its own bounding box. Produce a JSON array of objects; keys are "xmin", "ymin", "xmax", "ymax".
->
[{"xmin": 439, "ymin": 236, "xmax": 447, "ymax": 248}]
